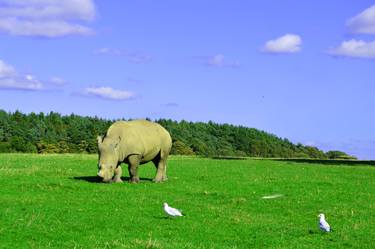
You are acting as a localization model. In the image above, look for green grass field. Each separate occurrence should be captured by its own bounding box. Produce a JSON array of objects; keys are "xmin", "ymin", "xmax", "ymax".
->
[{"xmin": 0, "ymin": 154, "xmax": 374, "ymax": 249}]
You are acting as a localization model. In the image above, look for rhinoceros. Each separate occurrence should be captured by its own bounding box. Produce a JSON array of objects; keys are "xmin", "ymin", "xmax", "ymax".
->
[{"xmin": 97, "ymin": 120, "xmax": 172, "ymax": 183}]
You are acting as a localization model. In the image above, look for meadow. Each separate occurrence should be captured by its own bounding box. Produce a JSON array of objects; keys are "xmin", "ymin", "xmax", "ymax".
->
[{"xmin": 0, "ymin": 154, "xmax": 374, "ymax": 249}]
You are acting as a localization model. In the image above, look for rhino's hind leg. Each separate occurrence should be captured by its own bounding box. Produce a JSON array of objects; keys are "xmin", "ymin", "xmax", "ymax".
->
[
  {"xmin": 153, "ymin": 160, "xmax": 164, "ymax": 183},
  {"xmin": 112, "ymin": 165, "xmax": 123, "ymax": 183},
  {"xmin": 162, "ymin": 161, "xmax": 168, "ymax": 181},
  {"xmin": 153, "ymin": 152, "xmax": 168, "ymax": 183},
  {"xmin": 161, "ymin": 147, "xmax": 171, "ymax": 181},
  {"xmin": 127, "ymin": 155, "xmax": 140, "ymax": 183}
]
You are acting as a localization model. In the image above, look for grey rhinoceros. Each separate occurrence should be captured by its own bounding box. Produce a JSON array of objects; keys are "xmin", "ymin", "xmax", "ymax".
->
[{"xmin": 97, "ymin": 120, "xmax": 172, "ymax": 183}]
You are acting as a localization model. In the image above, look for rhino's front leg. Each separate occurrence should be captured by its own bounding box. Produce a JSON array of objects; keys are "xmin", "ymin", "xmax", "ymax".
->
[
  {"xmin": 127, "ymin": 154, "xmax": 141, "ymax": 183},
  {"xmin": 112, "ymin": 165, "xmax": 123, "ymax": 183}
]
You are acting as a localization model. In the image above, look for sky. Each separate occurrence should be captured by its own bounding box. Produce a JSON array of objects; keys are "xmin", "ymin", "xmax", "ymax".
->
[{"xmin": 0, "ymin": 0, "xmax": 374, "ymax": 159}]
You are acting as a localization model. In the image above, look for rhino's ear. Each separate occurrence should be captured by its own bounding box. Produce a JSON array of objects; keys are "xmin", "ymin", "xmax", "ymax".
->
[{"xmin": 97, "ymin": 135, "xmax": 104, "ymax": 145}]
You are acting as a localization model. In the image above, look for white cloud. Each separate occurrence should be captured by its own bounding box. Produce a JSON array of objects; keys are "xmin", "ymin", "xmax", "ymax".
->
[
  {"xmin": 347, "ymin": 4, "xmax": 375, "ymax": 35},
  {"xmin": 194, "ymin": 54, "xmax": 241, "ymax": 68},
  {"xmin": 207, "ymin": 54, "xmax": 240, "ymax": 68},
  {"xmin": 207, "ymin": 54, "xmax": 225, "ymax": 66},
  {"xmin": 0, "ymin": 76, "xmax": 43, "ymax": 90},
  {"xmin": 95, "ymin": 47, "xmax": 122, "ymax": 56},
  {"xmin": 0, "ymin": 18, "xmax": 93, "ymax": 37},
  {"xmin": 262, "ymin": 34, "xmax": 302, "ymax": 53},
  {"xmin": 0, "ymin": 59, "xmax": 16, "ymax": 77},
  {"xmin": 49, "ymin": 76, "xmax": 67, "ymax": 86},
  {"xmin": 328, "ymin": 5, "xmax": 375, "ymax": 60},
  {"xmin": 0, "ymin": 59, "xmax": 44, "ymax": 90},
  {"xmin": 328, "ymin": 39, "xmax": 375, "ymax": 58},
  {"xmin": 0, "ymin": 0, "xmax": 95, "ymax": 20},
  {"xmin": 95, "ymin": 47, "xmax": 153, "ymax": 64},
  {"xmin": 0, "ymin": 0, "xmax": 96, "ymax": 37},
  {"xmin": 84, "ymin": 86, "xmax": 135, "ymax": 100}
]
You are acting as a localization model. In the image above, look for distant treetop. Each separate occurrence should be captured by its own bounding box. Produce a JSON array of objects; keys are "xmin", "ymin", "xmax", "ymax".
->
[{"xmin": 0, "ymin": 110, "xmax": 354, "ymax": 159}]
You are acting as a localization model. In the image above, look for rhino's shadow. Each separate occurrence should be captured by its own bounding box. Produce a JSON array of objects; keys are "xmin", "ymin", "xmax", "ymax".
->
[
  {"xmin": 73, "ymin": 176, "xmax": 102, "ymax": 183},
  {"xmin": 73, "ymin": 176, "xmax": 153, "ymax": 183}
]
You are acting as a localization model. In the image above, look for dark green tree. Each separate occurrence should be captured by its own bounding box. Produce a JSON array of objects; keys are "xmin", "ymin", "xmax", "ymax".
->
[{"xmin": 0, "ymin": 109, "xmax": 355, "ymax": 159}]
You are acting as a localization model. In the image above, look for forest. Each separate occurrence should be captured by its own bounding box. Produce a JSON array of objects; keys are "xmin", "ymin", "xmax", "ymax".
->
[{"xmin": 0, "ymin": 110, "xmax": 355, "ymax": 159}]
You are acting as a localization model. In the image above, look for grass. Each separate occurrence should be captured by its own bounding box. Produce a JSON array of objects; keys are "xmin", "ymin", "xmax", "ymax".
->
[{"xmin": 0, "ymin": 154, "xmax": 374, "ymax": 248}]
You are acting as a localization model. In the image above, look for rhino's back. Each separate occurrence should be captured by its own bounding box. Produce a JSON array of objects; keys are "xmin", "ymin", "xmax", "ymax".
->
[
  {"xmin": 107, "ymin": 120, "xmax": 169, "ymax": 139},
  {"xmin": 107, "ymin": 120, "xmax": 171, "ymax": 159}
]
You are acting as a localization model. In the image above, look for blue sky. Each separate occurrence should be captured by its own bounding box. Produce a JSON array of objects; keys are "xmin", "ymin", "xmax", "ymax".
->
[{"xmin": 0, "ymin": 0, "xmax": 374, "ymax": 159}]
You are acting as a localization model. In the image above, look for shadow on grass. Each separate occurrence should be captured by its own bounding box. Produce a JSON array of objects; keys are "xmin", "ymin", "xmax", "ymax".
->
[
  {"xmin": 73, "ymin": 176, "xmax": 154, "ymax": 183},
  {"xmin": 73, "ymin": 176, "xmax": 102, "ymax": 183},
  {"xmin": 153, "ymin": 216, "xmax": 170, "ymax": 220}
]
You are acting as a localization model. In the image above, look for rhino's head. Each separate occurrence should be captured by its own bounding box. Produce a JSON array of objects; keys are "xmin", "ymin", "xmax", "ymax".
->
[{"xmin": 97, "ymin": 135, "xmax": 121, "ymax": 182}]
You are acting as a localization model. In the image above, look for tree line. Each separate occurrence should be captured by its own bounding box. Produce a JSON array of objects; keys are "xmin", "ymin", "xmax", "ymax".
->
[{"xmin": 0, "ymin": 110, "xmax": 355, "ymax": 159}]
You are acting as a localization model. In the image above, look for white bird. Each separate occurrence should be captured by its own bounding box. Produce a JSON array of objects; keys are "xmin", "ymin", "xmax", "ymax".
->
[
  {"xmin": 163, "ymin": 203, "xmax": 184, "ymax": 217},
  {"xmin": 318, "ymin": 213, "xmax": 331, "ymax": 232}
]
